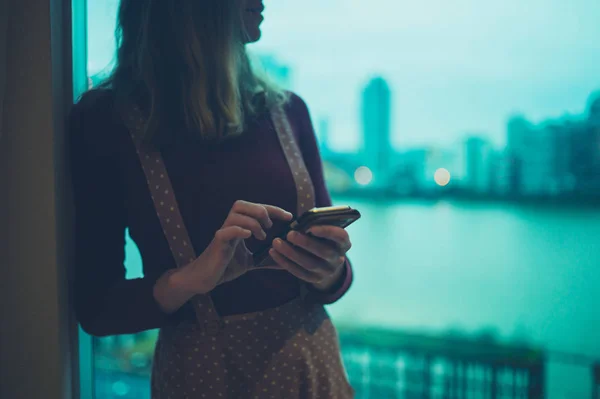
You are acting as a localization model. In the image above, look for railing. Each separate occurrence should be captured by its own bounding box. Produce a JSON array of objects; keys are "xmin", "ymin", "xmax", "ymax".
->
[
  {"xmin": 593, "ymin": 362, "xmax": 600, "ymax": 399},
  {"xmin": 93, "ymin": 327, "xmax": 598, "ymax": 399},
  {"xmin": 339, "ymin": 327, "xmax": 545, "ymax": 399}
]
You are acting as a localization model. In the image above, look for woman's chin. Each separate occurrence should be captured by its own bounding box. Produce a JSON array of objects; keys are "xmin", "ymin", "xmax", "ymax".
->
[{"xmin": 244, "ymin": 27, "xmax": 262, "ymax": 44}]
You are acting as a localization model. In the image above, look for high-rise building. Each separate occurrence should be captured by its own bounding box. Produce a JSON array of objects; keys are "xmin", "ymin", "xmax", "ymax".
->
[
  {"xmin": 588, "ymin": 92, "xmax": 600, "ymax": 123},
  {"xmin": 393, "ymin": 149, "xmax": 428, "ymax": 194},
  {"xmin": 464, "ymin": 136, "xmax": 492, "ymax": 194},
  {"xmin": 545, "ymin": 121, "xmax": 576, "ymax": 194},
  {"xmin": 588, "ymin": 95, "xmax": 600, "ymax": 190},
  {"xmin": 570, "ymin": 94, "xmax": 600, "ymax": 196},
  {"xmin": 361, "ymin": 76, "xmax": 392, "ymax": 187},
  {"xmin": 502, "ymin": 92, "xmax": 600, "ymax": 199},
  {"xmin": 506, "ymin": 115, "xmax": 555, "ymax": 196},
  {"xmin": 488, "ymin": 150, "xmax": 512, "ymax": 196},
  {"xmin": 506, "ymin": 115, "xmax": 574, "ymax": 196}
]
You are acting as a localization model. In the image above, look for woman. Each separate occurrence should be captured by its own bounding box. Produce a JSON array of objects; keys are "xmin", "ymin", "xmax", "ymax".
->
[{"xmin": 70, "ymin": 0, "xmax": 355, "ymax": 397}]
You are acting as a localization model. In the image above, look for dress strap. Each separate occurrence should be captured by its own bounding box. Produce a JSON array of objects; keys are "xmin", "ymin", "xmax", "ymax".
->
[
  {"xmin": 124, "ymin": 108, "xmax": 221, "ymax": 331},
  {"xmin": 265, "ymin": 107, "xmax": 317, "ymax": 301},
  {"xmin": 253, "ymin": 107, "xmax": 317, "ymax": 270},
  {"xmin": 270, "ymin": 107, "xmax": 316, "ymax": 216}
]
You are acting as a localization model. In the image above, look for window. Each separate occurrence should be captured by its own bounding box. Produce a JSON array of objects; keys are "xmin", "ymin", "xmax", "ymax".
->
[{"xmin": 77, "ymin": 1, "xmax": 600, "ymax": 398}]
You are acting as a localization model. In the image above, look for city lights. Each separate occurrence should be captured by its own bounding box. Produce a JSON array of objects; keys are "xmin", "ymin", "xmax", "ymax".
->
[
  {"xmin": 355, "ymin": 166, "xmax": 373, "ymax": 186},
  {"xmin": 434, "ymin": 168, "xmax": 451, "ymax": 186}
]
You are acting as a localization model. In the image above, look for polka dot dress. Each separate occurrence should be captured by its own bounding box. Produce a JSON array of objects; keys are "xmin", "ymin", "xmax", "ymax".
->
[
  {"xmin": 151, "ymin": 299, "xmax": 353, "ymax": 398},
  {"xmin": 125, "ymin": 106, "xmax": 355, "ymax": 398}
]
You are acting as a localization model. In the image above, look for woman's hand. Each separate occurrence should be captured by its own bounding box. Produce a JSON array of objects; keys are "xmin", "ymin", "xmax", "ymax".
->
[
  {"xmin": 153, "ymin": 200, "xmax": 292, "ymax": 313},
  {"xmin": 268, "ymin": 225, "xmax": 352, "ymax": 292},
  {"xmin": 184, "ymin": 200, "xmax": 293, "ymax": 292}
]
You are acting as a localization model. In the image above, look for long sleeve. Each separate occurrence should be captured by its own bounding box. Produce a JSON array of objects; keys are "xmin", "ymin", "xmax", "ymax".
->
[
  {"xmin": 69, "ymin": 94, "xmax": 171, "ymax": 336},
  {"xmin": 289, "ymin": 95, "xmax": 354, "ymax": 305}
]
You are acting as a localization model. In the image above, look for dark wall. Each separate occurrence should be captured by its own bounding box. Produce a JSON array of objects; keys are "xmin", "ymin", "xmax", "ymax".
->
[{"xmin": 0, "ymin": 0, "xmax": 78, "ymax": 398}]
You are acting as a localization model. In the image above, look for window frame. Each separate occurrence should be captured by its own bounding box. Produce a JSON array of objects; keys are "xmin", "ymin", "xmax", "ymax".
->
[{"xmin": 71, "ymin": 1, "xmax": 96, "ymax": 397}]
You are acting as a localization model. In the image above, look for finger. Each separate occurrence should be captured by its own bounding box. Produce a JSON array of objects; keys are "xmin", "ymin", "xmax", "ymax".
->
[
  {"xmin": 214, "ymin": 226, "xmax": 252, "ymax": 243},
  {"xmin": 272, "ymin": 238, "xmax": 332, "ymax": 273},
  {"xmin": 306, "ymin": 225, "xmax": 352, "ymax": 251},
  {"xmin": 232, "ymin": 200, "xmax": 273, "ymax": 229},
  {"xmin": 261, "ymin": 204, "xmax": 294, "ymax": 222},
  {"xmin": 269, "ymin": 249, "xmax": 322, "ymax": 284},
  {"xmin": 232, "ymin": 201, "xmax": 293, "ymax": 229},
  {"xmin": 286, "ymin": 231, "xmax": 343, "ymax": 265},
  {"xmin": 224, "ymin": 213, "xmax": 267, "ymax": 240}
]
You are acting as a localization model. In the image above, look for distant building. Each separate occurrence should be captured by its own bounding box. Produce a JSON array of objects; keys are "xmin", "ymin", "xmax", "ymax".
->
[
  {"xmin": 488, "ymin": 150, "xmax": 512, "ymax": 196},
  {"xmin": 570, "ymin": 94, "xmax": 600, "ymax": 196},
  {"xmin": 463, "ymin": 136, "xmax": 493, "ymax": 194},
  {"xmin": 544, "ymin": 121, "xmax": 576, "ymax": 194},
  {"xmin": 391, "ymin": 149, "xmax": 428, "ymax": 194},
  {"xmin": 588, "ymin": 95, "xmax": 600, "ymax": 194},
  {"xmin": 361, "ymin": 77, "xmax": 392, "ymax": 188},
  {"xmin": 506, "ymin": 116, "xmax": 555, "ymax": 196},
  {"xmin": 505, "ymin": 107, "xmax": 600, "ymax": 197}
]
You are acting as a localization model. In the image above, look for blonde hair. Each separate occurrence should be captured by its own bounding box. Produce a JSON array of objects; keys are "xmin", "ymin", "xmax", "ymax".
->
[{"xmin": 103, "ymin": 0, "xmax": 288, "ymax": 148}]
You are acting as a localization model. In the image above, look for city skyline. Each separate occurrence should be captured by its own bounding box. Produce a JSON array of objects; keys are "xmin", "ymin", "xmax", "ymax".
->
[
  {"xmin": 87, "ymin": 45, "xmax": 600, "ymax": 200},
  {"xmin": 319, "ymin": 77, "xmax": 600, "ymax": 200}
]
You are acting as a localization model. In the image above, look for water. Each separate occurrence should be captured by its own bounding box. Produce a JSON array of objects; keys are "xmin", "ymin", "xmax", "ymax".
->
[{"xmin": 326, "ymin": 198, "xmax": 600, "ymax": 398}]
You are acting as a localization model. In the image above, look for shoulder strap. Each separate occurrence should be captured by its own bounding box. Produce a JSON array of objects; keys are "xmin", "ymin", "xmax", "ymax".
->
[
  {"xmin": 269, "ymin": 106, "xmax": 317, "ymax": 298},
  {"xmin": 123, "ymin": 107, "xmax": 220, "ymax": 329},
  {"xmin": 270, "ymin": 106, "xmax": 316, "ymax": 216},
  {"xmin": 252, "ymin": 107, "xmax": 317, "ymax": 272}
]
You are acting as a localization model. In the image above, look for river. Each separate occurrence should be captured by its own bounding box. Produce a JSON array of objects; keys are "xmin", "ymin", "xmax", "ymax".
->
[{"xmin": 327, "ymin": 197, "xmax": 600, "ymax": 398}]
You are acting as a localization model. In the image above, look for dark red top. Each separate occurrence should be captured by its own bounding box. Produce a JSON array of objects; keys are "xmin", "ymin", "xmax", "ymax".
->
[{"xmin": 69, "ymin": 90, "xmax": 353, "ymax": 337}]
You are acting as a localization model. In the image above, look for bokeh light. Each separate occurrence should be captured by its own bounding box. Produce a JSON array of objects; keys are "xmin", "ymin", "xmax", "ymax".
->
[
  {"xmin": 354, "ymin": 166, "xmax": 373, "ymax": 186},
  {"xmin": 434, "ymin": 168, "xmax": 451, "ymax": 186}
]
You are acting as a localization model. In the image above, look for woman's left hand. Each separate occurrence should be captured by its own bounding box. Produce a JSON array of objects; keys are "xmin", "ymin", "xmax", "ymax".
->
[{"xmin": 269, "ymin": 225, "xmax": 352, "ymax": 292}]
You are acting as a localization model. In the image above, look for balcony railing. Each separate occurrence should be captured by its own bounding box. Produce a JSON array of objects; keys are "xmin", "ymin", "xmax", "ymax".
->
[
  {"xmin": 593, "ymin": 362, "xmax": 600, "ymax": 399},
  {"xmin": 339, "ymin": 327, "xmax": 545, "ymax": 399},
  {"xmin": 93, "ymin": 327, "xmax": 598, "ymax": 399}
]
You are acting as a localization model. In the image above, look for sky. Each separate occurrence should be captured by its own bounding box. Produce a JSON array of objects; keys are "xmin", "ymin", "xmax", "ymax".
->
[{"xmin": 87, "ymin": 0, "xmax": 600, "ymax": 151}]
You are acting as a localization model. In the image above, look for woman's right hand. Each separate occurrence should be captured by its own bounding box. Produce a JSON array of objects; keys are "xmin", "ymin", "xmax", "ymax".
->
[
  {"xmin": 183, "ymin": 200, "xmax": 293, "ymax": 292},
  {"xmin": 153, "ymin": 201, "xmax": 293, "ymax": 313}
]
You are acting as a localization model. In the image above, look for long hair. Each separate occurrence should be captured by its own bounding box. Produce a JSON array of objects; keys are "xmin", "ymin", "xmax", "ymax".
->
[{"xmin": 102, "ymin": 0, "xmax": 287, "ymax": 148}]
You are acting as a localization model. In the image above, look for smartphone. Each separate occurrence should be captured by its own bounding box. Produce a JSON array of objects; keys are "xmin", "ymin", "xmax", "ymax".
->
[{"xmin": 253, "ymin": 205, "xmax": 361, "ymax": 265}]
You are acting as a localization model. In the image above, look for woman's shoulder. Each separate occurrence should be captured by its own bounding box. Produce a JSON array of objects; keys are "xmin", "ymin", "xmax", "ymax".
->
[
  {"xmin": 69, "ymin": 88, "xmax": 129, "ymax": 157},
  {"xmin": 71, "ymin": 88, "xmax": 118, "ymax": 124},
  {"xmin": 283, "ymin": 91, "xmax": 310, "ymax": 117},
  {"xmin": 280, "ymin": 91, "xmax": 314, "ymax": 134}
]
